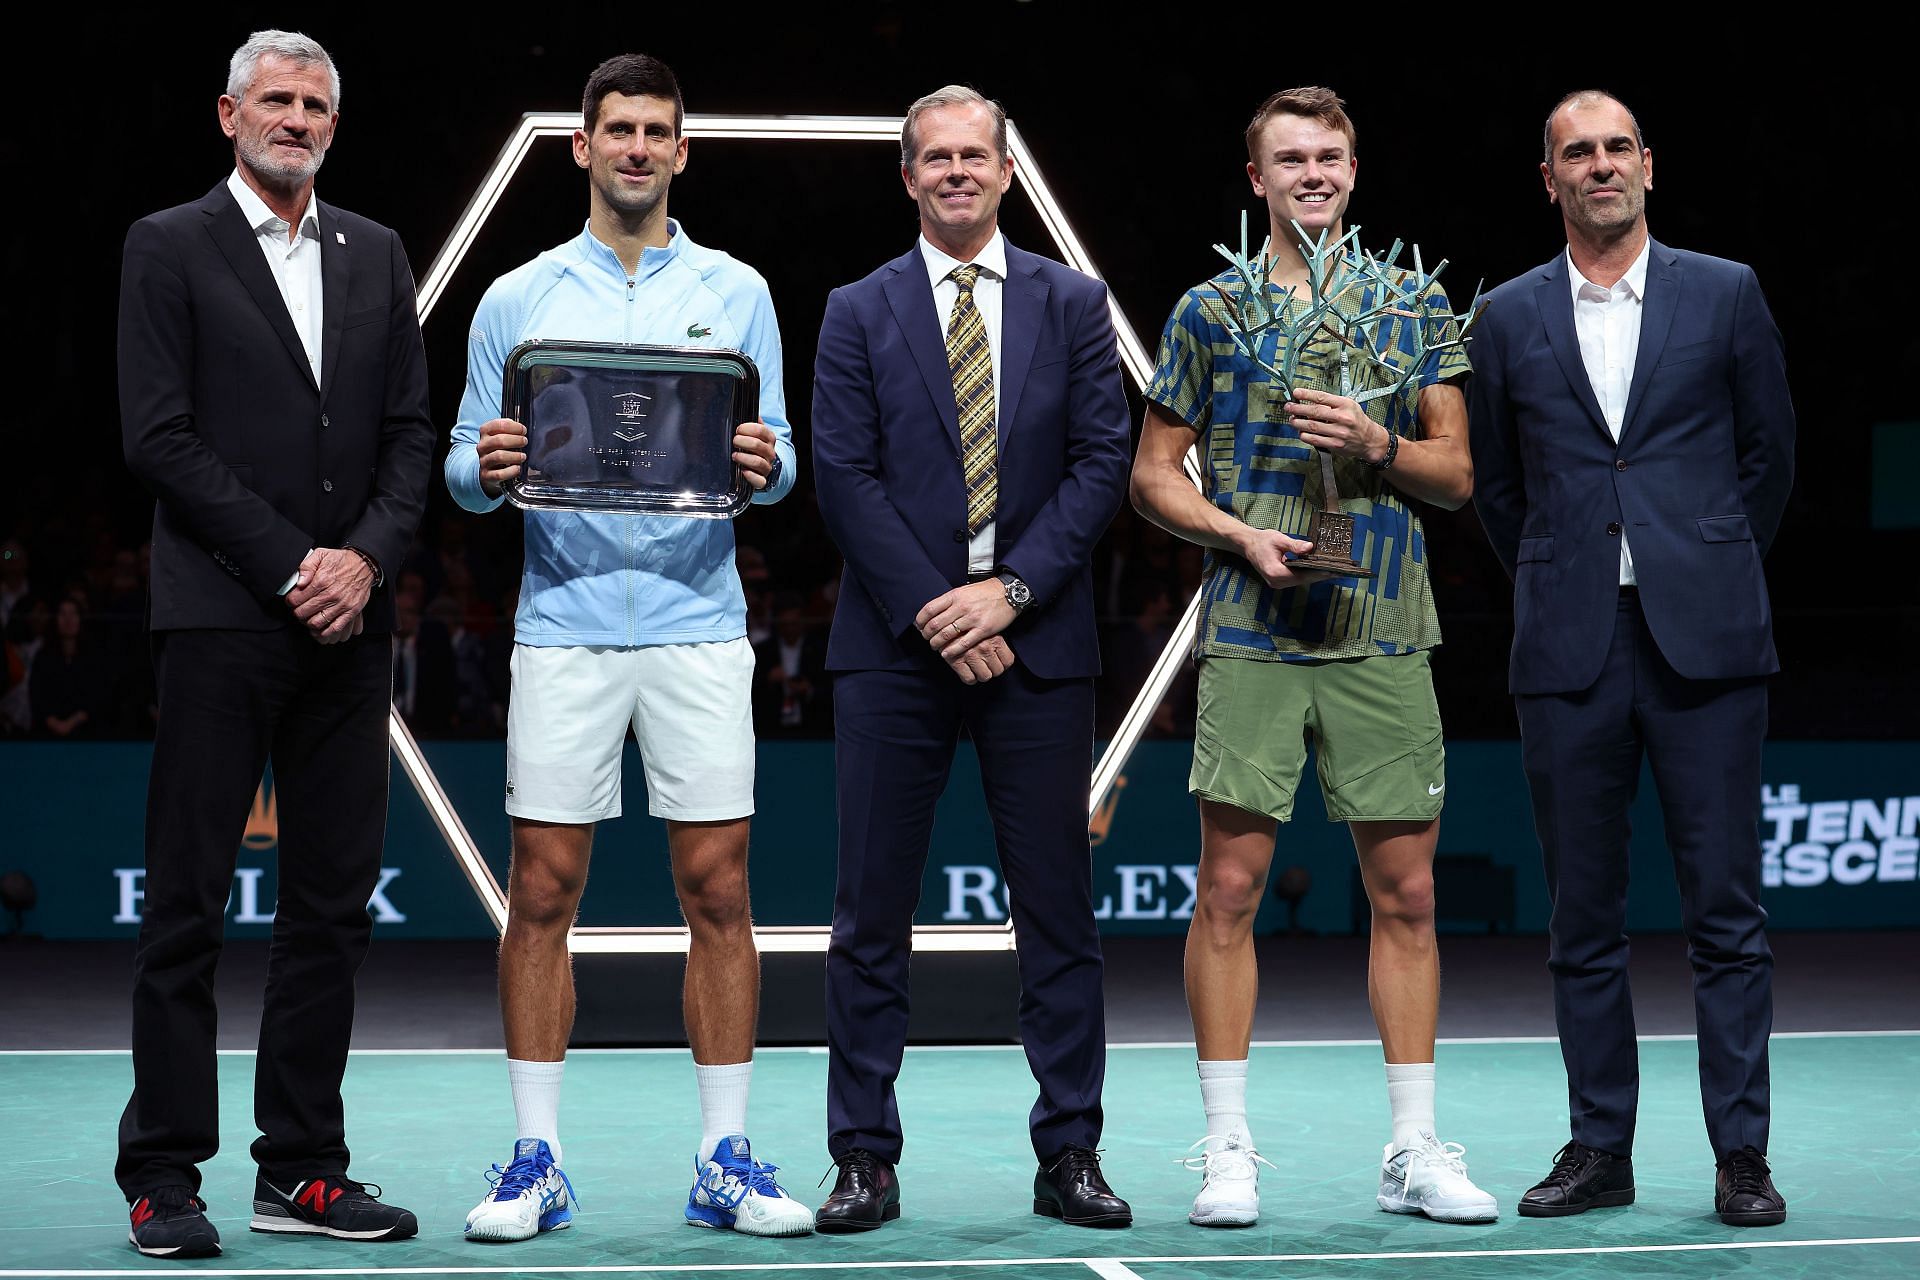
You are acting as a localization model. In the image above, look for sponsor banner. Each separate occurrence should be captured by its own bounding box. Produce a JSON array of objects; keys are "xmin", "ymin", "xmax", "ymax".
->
[
  {"xmin": 1761, "ymin": 787, "xmax": 1919, "ymax": 889},
  {"xmin": 2, "ymin": 740, "xmax": 1914, "ymax": 939}
]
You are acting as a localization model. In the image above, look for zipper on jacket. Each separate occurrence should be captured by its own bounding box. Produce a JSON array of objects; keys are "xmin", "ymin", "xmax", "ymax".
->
[{"xmin": 624, "ymin": 270, "xmax": 638, "ymax": 644}]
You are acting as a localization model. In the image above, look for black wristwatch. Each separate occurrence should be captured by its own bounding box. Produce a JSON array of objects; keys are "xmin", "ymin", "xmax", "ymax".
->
[{"xmin": 996, "ymin": 571, "xmax": 1033, "ymax": 614}]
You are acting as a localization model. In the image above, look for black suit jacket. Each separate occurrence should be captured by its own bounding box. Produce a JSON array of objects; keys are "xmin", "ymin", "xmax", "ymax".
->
[
  {"xmin": 1469, "ymin": 241, "xmax": 1795, "ymax": 694},
  {"xmin": 119, "ymin": 180, "xmax": 433, "ymax": 633}
]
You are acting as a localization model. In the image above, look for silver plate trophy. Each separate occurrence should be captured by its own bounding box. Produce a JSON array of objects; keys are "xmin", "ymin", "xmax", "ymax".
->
[
  {"xmin": 500, "ymin": 340, "xmax": 760, "ymax": 517},
  {"xmin": 1210, "ymin": 213, "xmax": 1482, "ymax": 579}
]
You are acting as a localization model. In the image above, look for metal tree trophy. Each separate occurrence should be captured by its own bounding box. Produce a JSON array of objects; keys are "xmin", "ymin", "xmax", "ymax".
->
[{"xmin": 1211, "ymin": 212, "xmax": 1482, "ymax": 578}]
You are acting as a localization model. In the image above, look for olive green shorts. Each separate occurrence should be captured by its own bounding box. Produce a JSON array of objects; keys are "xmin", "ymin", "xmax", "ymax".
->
[{"xmin": 1189, "ymin": 651, "xmax": 1446, "ymax": 824}]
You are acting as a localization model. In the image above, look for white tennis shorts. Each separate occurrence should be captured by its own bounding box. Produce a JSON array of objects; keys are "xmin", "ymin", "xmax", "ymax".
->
[{"xmin": 504, "ymin": 638, "xmax": 755, "ymax": 823}]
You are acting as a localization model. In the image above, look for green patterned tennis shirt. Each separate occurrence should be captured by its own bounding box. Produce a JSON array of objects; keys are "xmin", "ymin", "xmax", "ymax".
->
[{"xmin": 1147, "ymin": 263, "xmax": 1470, "ymax": 661}]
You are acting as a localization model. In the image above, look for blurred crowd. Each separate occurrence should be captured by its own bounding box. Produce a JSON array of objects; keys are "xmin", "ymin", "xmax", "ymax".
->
[
  {"xmin": 3, "ymin": 515, "xmax": 156, "ymax": 740},
  {"xmin": 2, "ymin": 495, "xmax": 1207, "ymax": 744}
]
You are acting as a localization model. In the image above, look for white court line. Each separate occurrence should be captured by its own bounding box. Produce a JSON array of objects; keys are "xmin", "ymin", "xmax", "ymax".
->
[
  {"xmin": 6, "ymin": 1236, "xmax": 1920, "ymax": 1277},
  {"xmin": 5, "ymin": 1031, "xmax": 1918, "ymax": 1057},
  {"xmin": 1084, "ymin": 1261, "xmax": 1146, "ymax": 1280}
]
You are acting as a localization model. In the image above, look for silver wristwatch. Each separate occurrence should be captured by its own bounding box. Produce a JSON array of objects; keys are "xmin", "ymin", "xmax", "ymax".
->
[{"xmin": 997, "ymin": 571, "xmax": 1033, "ymax": 613}]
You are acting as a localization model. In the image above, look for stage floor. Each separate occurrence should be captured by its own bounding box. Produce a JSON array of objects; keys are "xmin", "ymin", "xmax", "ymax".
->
[
  {"xmin": 5, "ymin": 1033, "xmax": 1917, "ymax": 1279},
  {"xmin": 6, "ymin": 933, "xmax": 1917, "ymax": 1276}
]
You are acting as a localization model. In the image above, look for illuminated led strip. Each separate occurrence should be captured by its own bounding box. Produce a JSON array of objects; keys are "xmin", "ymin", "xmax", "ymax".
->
[
  {"xmin": 404, "ymin": 111, "xmax": 1203, "ymax": 955},
  {"xmin": 1003, "ymin": 123, "xmax": 1155, "ymax": 392},
  {"xmin": 1090, "ymin": 589, "xmax": 1203, "ymax": 817},
  {"xmin": 418, "ymin": 115, "xmax": 907, "ymax": 321},
  {"xmin": 565, "ymin": 923, "xmax": 1021, "ymax": 956},
  {"xmin": 997, "ymin": 121, "xmax": 1203, "ymax": 823},
  {"xmin": 388, "ymin": 712, "xmax": 506, "ymax": 930}
]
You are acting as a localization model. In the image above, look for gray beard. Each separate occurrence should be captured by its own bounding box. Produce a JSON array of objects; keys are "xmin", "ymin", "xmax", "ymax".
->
[{"xmin": 238, "ymin": 134, "xmax": 326, "ymax": 186}]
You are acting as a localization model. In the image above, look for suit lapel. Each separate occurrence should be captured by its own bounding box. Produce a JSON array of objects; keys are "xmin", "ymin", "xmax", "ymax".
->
[
  {"xmin": 317, "ymin": 201, "xmax": 349, "ymax": 402},
  {"xmin": 1533, "ymin": 254, "xmax": 1608, "ymax": 438},
  {"xmin": 200, "ymin": 183, "xmax": 318, "ymax": 393},
  {"xmin": 1618, "ymin": 240, "xmax": 1679, "ymax": 443},
  {"xmin": 996, "ymin": 245, "xmax": 1048, "ymax": 447},
  {"xmin": 882, "ymin": 250, "xmax": 962, "ymax": 453}
]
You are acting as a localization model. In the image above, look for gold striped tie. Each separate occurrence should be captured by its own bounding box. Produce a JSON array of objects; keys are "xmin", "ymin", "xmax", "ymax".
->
[{"xmin": 946, "ymin": 265, "xmax": 997, "ymax": 535}]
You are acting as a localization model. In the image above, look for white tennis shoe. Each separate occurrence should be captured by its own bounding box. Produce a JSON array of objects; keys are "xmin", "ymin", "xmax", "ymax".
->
[
  {"xmin": 1182, "ymin": 1136, "xmax": 1274, "ymax": 1227},
  {"xmin": 1378, "ymin": 1135, "xmax": 1499, "ymax": 1223}
]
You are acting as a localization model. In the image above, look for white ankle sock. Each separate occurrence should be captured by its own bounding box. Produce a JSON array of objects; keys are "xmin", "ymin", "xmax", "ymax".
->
[
  {"xmin": 506, "ymin": 1058, "xmax": 565, "ymax": 1164},
  {"xmin": 1385, "ymin": 1061, "xmax": 1437, "ymax": 1152},
  {"xmin": 695, "ymin": 1060, "xmax": 753, "ymax": 1159},
  {"xmin": 1197, "ymin": 1058, "xmax": 1252, "ymax": 1152}
]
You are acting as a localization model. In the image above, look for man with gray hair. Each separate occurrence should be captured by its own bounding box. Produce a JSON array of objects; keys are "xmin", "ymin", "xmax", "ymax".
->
[
  {"xmin": 810, "ymin": 84, "xmax": 1132, "ymax": 1231},
  {"xmin": 116, "ymin": 29, "xmax": 431, "ymax": 1256}
]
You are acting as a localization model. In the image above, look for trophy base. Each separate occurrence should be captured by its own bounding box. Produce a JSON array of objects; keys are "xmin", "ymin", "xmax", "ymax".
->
[
  {"xmin": 1296, "ymin": 509, "xmax": 1375, "ymax": 580},
  {"xmin": 1289, "ymin": 551, "xmax": 1375, "ymax": 580},
  {"xmin": 1290, "ymin": 510, "xmax": 1382, "ymax": 579}
]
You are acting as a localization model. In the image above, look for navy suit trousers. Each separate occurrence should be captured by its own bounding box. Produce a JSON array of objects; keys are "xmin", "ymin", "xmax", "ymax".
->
[
  {"xmin": 825, "ymin": 658, "xmax": 1105, "ymax": 1165},
  {"xmin": 1516, "ymin": 592, "xmax": 1773, "ymax": 1161}
]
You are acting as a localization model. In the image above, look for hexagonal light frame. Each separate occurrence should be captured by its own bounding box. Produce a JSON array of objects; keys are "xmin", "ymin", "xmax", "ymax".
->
[{"xmin": 389, "ymin": 112, "xmax": 1202, "ymax": 954}]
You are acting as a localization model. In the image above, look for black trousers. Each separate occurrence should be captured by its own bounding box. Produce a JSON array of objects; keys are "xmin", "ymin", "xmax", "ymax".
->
[
  {"xmin": 1517, "ymin": 592, "xmax": 1772, "ymax": 1162},
  {"xmin": 116, "ymin": 626, "xmax": 393, "ymax": 1198},
  {"xmin": 825, "ymin": 659, "xmax": 1106, "ymax": 1165}
]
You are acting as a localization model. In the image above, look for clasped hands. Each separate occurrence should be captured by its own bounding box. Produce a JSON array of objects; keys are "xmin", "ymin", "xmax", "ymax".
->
[
  {"xmin": 287, "ymin": 547, "xmax": 373, "ymax": 644},
  {"xmin": 915, "ymin": 579, "xmax": 1018, "ymax": 686}
]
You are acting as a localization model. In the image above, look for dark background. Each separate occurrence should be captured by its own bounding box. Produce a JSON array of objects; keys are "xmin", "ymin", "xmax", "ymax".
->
[{"xmin": 3, "ymin": 6, "xmax": 1914, "ymax": 741}]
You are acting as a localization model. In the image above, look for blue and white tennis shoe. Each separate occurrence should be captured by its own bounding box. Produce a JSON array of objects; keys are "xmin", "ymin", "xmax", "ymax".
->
[
  {"xmin": 686, "ymin": 1136, "xmax": 813, "ymax": 1237},
  {"xmin": 465, "ymin": 1138, "xmax": 576, "ymax": 1242}
]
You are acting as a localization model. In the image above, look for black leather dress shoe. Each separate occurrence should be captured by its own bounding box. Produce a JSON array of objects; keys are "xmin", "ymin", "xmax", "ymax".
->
[
  {"xmin": 814, "ymin": 1149, "xmax": 900, "ymax": 1233},
  {"xmin": 1716, "ymin": 1146, "xmax": 1787, "ymax": 1226},
  {"xmin": 1033, "ymin": 1145, "xmax": 1131, "ymax": 1227},
  {"xmin": 1518, "ymin": 1141, "xmax": 1635, "ymax": 1217}
]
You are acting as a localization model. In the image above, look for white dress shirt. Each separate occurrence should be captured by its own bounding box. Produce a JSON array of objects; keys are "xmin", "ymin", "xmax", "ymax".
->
[
  {"xmin": 228, "ymin": 171, "xmax": 324, "ymax": 596},
  {"xmin": 919, "ymin": 230, "xmax": 1007, "ymax": 575},
  {"xmin": 1568, "ymin": 238, "xmax": 1651, "ymax": 586},
  {"xmin": 227, "ymin": 170, "xmax": 324, "ymax": 383}
]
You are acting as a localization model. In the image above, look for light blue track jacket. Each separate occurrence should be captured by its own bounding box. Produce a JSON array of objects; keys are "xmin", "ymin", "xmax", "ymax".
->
[{"xmin": 446, "ymin": 220, "xmax": 795, "ymax": 647}]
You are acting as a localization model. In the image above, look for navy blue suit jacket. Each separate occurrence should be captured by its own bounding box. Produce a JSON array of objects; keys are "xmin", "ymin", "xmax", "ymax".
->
[
  {"xmin": 811, "ymin": 242, "xmax": 1131, "ymax": 679},
  {"xmin": 1468, "ymin": 240, "xmax": 1795, "ymax": 695}
]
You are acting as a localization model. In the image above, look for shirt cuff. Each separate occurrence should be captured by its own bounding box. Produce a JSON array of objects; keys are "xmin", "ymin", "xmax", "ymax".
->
[{"xmin": 277, "ymin": 550, "xmax": 315, "ymax": 597}]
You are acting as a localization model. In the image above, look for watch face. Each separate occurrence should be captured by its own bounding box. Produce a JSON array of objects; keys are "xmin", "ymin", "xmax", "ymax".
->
[{"xmin": 1003, "ymin": 576, "xmax": 1033, "ymax": 608}]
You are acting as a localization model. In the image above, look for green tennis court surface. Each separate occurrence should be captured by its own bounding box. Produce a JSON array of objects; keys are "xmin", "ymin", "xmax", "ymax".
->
[{"xmin": 6, "ymin": 1035, "xmax": 1916, "ymax": 1277}]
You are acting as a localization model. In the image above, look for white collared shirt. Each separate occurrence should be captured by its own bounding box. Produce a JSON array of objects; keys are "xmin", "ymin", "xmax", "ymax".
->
[
  {"xmin": 227, "ymin": 169, "xmax": 324, "ymax": 383},
  {"xmin": 1568, "ymin": 237, "xmax": 1651, "ymax": 586},
  {"xmin": 228, "ymin": 172, "xmax": 323, "ymax": 596},
  {"xmin": 920, "ymin": 230, "xmax": 1007, "ymax": 574}
]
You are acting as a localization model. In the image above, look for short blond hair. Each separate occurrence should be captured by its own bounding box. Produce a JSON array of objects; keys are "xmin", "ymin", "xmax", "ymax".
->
[
  {"xmin": 901, "ymin": 85, "xmax": 1007, "ymax": 169},
  {"xmin": 1245, "ymin": 86, "xmax": 1355, "ymax": 161}
]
